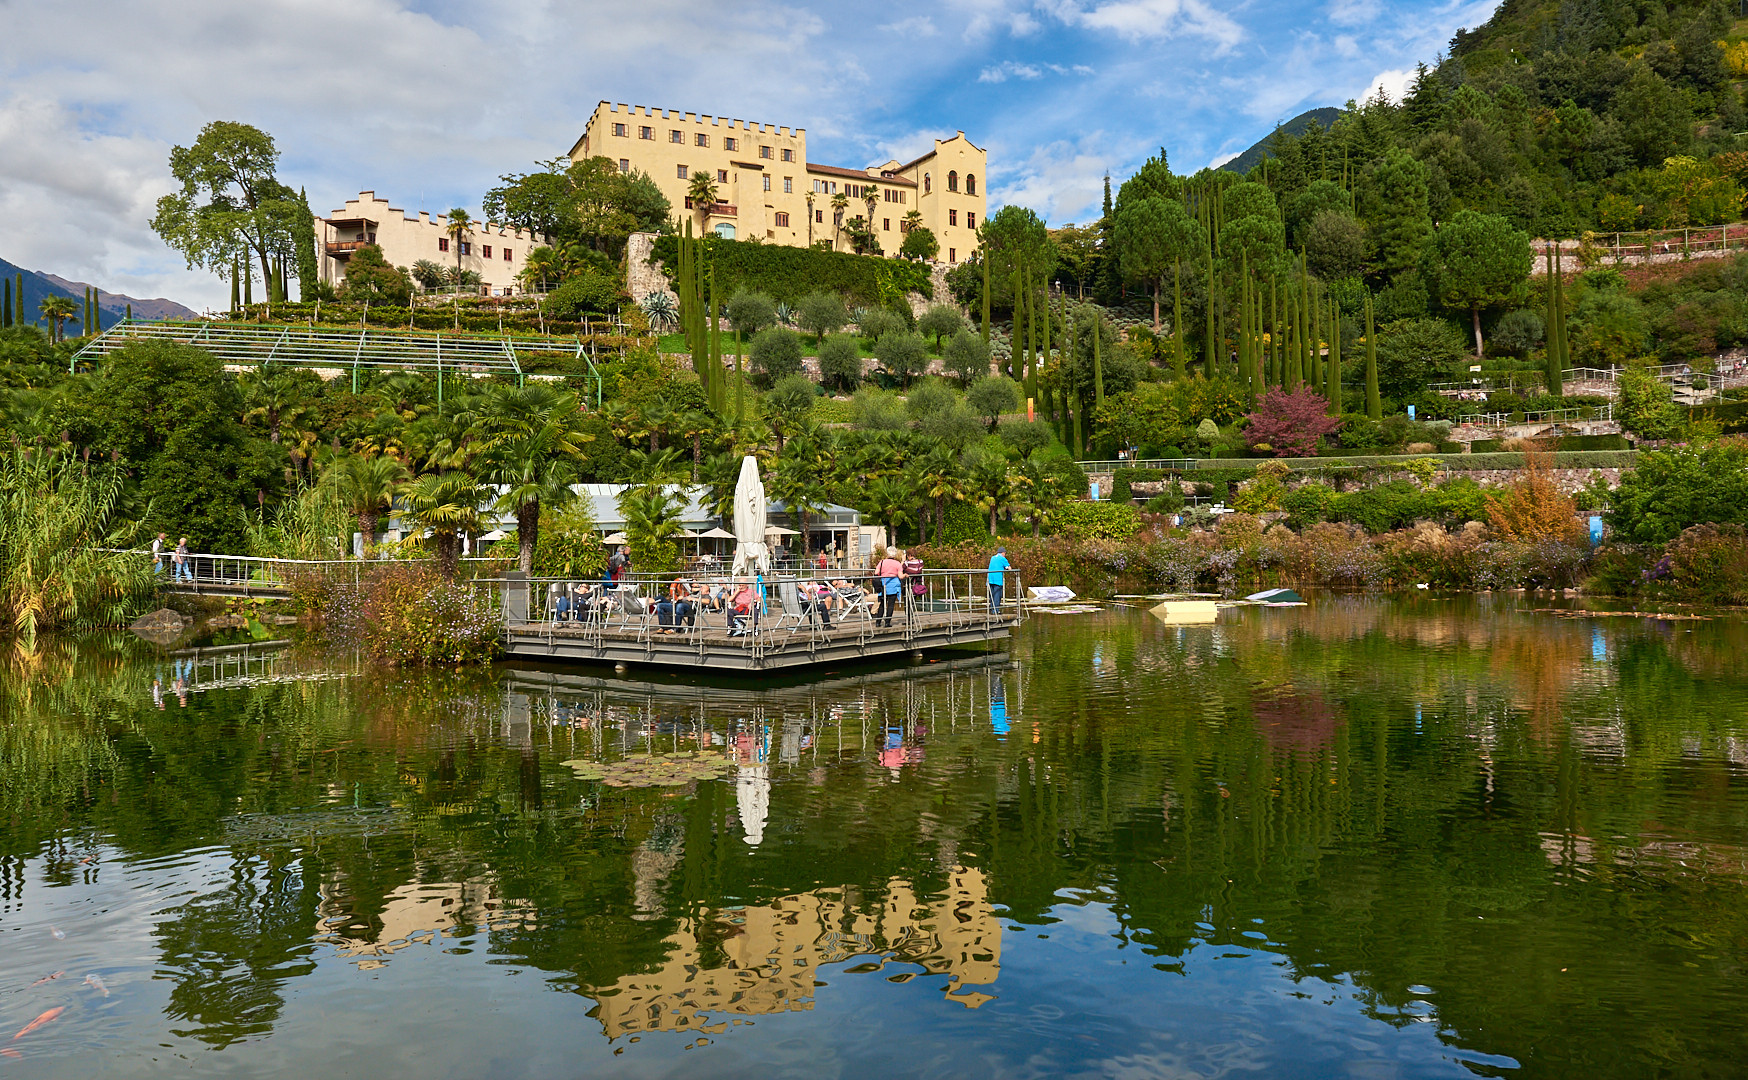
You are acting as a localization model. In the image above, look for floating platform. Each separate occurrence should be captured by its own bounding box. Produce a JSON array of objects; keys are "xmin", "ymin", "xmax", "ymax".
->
[{"xmin": 503, "ymin": 608, "xmax": 1014, "ymax": 671}]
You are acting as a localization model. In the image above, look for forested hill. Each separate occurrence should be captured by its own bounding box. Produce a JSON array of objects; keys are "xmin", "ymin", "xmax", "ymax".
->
[
  {"xmin": 1, "ymin": 257, "xmax": 196, "ymax": 329},
  {"xmin": 1220, "ymin": 108, "xmax": 1344, "ymax": 175},
  {"xmin": 1224, "ymin": 0, "xmax": 1748, "ymax": 241}
]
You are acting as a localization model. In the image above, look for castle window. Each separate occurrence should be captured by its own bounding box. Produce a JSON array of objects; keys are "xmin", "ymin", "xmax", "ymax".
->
[
  {"xmin": 883, "ymin": 218, "xmax": 890, "ymax": 231},
  {"xmin": 438, "ymin": 237, "xmax": 449, "ymax": 252},
  {"xmin": 948, "ymin": 171, "xmax": 958, "ymax": 192},
  {"xmin": 695, "ymin": 132, "xmax": 709, "ymax": 147},
  {"xmin": 639, "ymin": 126, "xmax": 653, "ymax": 140},
  {"xmin": 967, "ymin": 212, "xmax": 975, "ymax": 229},
  {"xmin": 504, "ymin": 248, "xmax": 512, "ymax": 261},
  {"xmin": 949, "ymin": 247, "xmax": 956, "ymax": 263},
  {"xmin": 783, "ymin": 177, "xmax": 792, "ymax": 193},
  {"xmin": 781, "ymin": 148, "xmax": 795, "ymax": 162},
  {"xmin": 481, "ymin": 245, "xmax": 491, "ymax": 258},
  {"xmin": 966, "ymin": 173, "xmax": 977, "ymax": 195},
  {"xmin": 760, "ymin": 145, "xmax": 772, "ymax": 159},
  {"xmin": 619, "ymin": 158, "xmax": 629, "ymax": 173},
  {"xmin": 670, "ymin": 129, "xmax": 683, "ymax": 143},
  {"xmin": 775, "ymin": 212, "xmax": 790, "ymax": 227},
  {"xmin": 924, "ymin": 173, "xmax": 931, "ymax": 193},
  {"xmin": 763, "ymin": 175, "xmax": 771, "ymax": 191},
  {"xmin": 718, "ymin": 169, "xmax": 728, "ymax": 183},
  {"xmin": 949, "ymin": 209, "xmax": 957, "ymax": 226},
  {"xmin": 724, "ymin": 136, "xmax": 738, "ymax": 151},
  {"xmin": 677, "ymin": 164, "xmax": 688, "ymax": 179},
  {"xmin": 612, "ymin": 122, "xmax": 627, "ymax": 137},
  {"xmin": 815, "ymin": 209, "xmax": 823, "ymax": 223}
]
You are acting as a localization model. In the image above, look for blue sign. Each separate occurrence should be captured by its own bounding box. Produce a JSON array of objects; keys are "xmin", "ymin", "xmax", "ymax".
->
[
  {"xmin": 1089, "ymin": 482, "xmax": 1100, "ymax": 501},
  {"xmin": 1407, "ymin": 404, "xmax": 1416, "ymax": 420},
  {"xmin": 1589, "ymin": 515, "xmax": 1604, "ymax": 547}
]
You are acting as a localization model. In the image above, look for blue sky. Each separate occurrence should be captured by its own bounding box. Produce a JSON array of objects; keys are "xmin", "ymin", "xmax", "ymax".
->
[{"xmin": 0, "ymin": 0, "xmax": 1501, "ymax": 310}]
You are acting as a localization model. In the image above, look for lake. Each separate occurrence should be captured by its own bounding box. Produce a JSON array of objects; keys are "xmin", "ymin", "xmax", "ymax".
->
[{"xmin": 2, "ymin": 596, "xmax": 1746, "ymax": 1078}]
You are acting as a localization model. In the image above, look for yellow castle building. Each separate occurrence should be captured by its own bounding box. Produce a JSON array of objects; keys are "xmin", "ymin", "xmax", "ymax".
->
[{"xmin": 570, "ymin": 101, "xmax": 988, "ymax": 264}]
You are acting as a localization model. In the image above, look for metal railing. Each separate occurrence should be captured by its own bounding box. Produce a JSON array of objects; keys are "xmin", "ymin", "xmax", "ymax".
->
[
  {"xmin": 1083, "ymin": 458, "xmax": 1199, "ymax": 473},
  {"xmin": 109, "ymin": 550, "xmax": 515, "ymax": 594},
  {"xmin": 504, "ymin": 567, "xmax": 1024, "ymax": 659},
  {"xmin": 1462, "ymin": 403, "xmax": 1615, "ymax": 428}
]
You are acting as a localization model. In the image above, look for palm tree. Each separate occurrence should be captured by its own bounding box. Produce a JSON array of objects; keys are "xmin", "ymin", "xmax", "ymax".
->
[
  {"xmin": 622, "ymin": 446, "xmax": 689, "ymax": 492},
  {"xmin": 520, "ymin": 246, "xmax": 562, "ymax": 292},
  {"xmin": 969, "ymin": 450, "xmax": 1019, "ymax": 536},
  {"xmin": 769, "ymin": 445, "xmax": 827, "ymax": 548},
  {"xmin": 863, "ymin": 186, "xmax": 880, "ymax": 240},
  {"xmin": 240, "ymin": 367, "xmax": 316, "ymax": 445},
  {"xmin": 636, "ymin": 397, "xmax": 675, "ymax": 453},
  {"xmin": 333, "ymin": 453, "xmax": 407, "ymax": 551},
  {"xmin": 805, "ymin": 191, "xmax": 817, "ymax": 246},
  {"xmin": 411, "ymin": 259, "xmax": 447, "ymax": 292},
  {"xmin": 468, "ymin": 384, "xmax": 593, "ymax": 573},
  {"xmin": 901, "ymin": 209, "xmax": 923, "ymax": 235},
  {"xmin": 618, "ymin": 486, "xmax": 684, "ymax": 571},
  {"xmin": 863, "ymin": 475, "xmax": 914, "ymax": 546},
  {"xmin": 397, "ymin": 471, "xmax": 486, "ymax": 578},
  {"xmin": 687, "ymin": 172, "xmax": 720, "ymax": 234},
  {"xmin": 830, "ymin": 192, "xmax": 850, "ymax": 251},
  {"xmin": 38, "ymin": 296, "xmax": 76, "ymax": 343},
  {"xmin": 918, "ymin": 446, "xmax": 962, "ymax": 542},
  {"xmin": 677, "ymin": 408, "xmax": 717, "ymax": 481},
  {"xmin": 444, "ymin": 208, "xmax": 473, "ymax": 283}
]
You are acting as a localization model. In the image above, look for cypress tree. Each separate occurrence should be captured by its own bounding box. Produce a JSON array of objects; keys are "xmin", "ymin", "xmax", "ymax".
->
[
  {"xmin": 981, "ymin": 252, "xmax": 991, "ymax": 344},
  {"xmin": 296, "ymin": 188, "xmax": 319, "ymax": 301},
  {"xmin": 230, "ymin": 258, "xmax": 240, "ymax": 314},
  {"xmin": 1172, "ymin": 259, "xmax": 1186, "ymax": 382},
  {"xmin": 1326, "ymin": 293, "xmax": 1342, "ymax": 414},
  {"xmin": 708, "ymin": 265, "xmax": 722, "ymax": 413},
  {"xmin": 16, "ymin": 274, "xmax": 25, "ymax": 327},
  {"xmin": 1092, "ymin": 306, "xmax": 1105, "ymax": 411},
  {"xmin": 1033, "ymin": 289, "xmax": 1045, "ymax": 407},
  {"xmin": 1546, "ymin": 244, "xmax": 1565, "ymax": 397},
  {"xmin": 127, "ymin": 303, "xmax": 132, "ymax": 322},
  {"xmin": 1287, "ymin": 282, "xmax": 1303, "ymax": 390},
  {"xmin": 1365, "ymin": 293, "xmax": 1381, "ymax": 420}
]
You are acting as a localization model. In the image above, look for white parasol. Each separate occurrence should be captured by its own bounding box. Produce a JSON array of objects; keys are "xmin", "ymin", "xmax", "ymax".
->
[{"xmin": 730, "ymin": 455, "xmax": 769, "ymax": 577}]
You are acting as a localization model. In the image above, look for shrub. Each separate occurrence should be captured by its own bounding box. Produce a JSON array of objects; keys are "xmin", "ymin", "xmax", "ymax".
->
[
  {"xmin": 998, "ymin": 419, "xmax": 1055, "ymax": 456},
  {"xmin": 918, "ymin": 304, "xmax": 966, "ymax": 351},
  {"xmin": 796, "ymin": 291, "xmax": 850, "ymax": 340},
  {"xmin": 967, "ymin": 376, "xmax": 1021, "ymax": 429},
  {"xmin": 1485, "ymin": 451, "xmax": 1583, "ymax": 542},
  {"xmin": 1048, "ymin": 501, "xmax": 1141, "ymax": 540},
  {"xmin": 749, "ymin": 326, "xmax": 804, "ymax": 386},
  {"xmin": 1658, "ymin": 525, "xmax": 1748, "ymax": 604},
  {"xmin": 651, "ymin": 234, "xmax": 930, "ymax": 307},
  {"xmin": 1244, "ymin": 386, "xmax": 1343, "ymax": 456},
  {"xmin": 817, "ymin": 333, "xmax": 863, "ymax": 392},
  {"xmin": 943, "ymin": 329, "xmax": 992, "ymax": 386},
  {"xmin": 1606, "ymin": 439, "xmax": 1748, "ymax": 543},
  {"xmin": 1281, "ymin": 482, "xmax": 1335, "ymax": 527},
  {"xmin": 875, "ymin": 330, "xmax": 929, "ymax": 386},
  {"xmin": 328, "ymin": 563, "xmax": 502, "ymax": 665},
  {"xmin": 850, "ymin": 387, "xmax": 907, "ymax": 430}
]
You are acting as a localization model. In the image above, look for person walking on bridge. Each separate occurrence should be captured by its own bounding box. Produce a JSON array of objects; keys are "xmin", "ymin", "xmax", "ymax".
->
[{"xmin": 173, "ymin": 537, "xmax": 191, "ymax": 584}]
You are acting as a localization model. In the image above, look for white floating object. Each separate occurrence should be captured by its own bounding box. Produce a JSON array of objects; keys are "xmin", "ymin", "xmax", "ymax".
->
[
  {"xmin": 1149, "ymin": 600, "xmax": 1220, "ymax": 624},
  {"xmin": 1027, "ymin": 586, "xmax": 1077, "ymax": 603}
]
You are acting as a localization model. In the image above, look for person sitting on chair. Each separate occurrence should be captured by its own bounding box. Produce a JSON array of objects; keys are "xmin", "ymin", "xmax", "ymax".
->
[
  {"xmin": 663, "ymin": 578, "xmax": 697, "ymax": 632},
  {"xmin": 802, "ymin": 578, "xmax": 834, "ymax": 628},
  {"xmin": 728, "ymin": 582, "xmax": 759, "ymax": 636},
  {"xmin": 553, "ymin": 589, "xmax": 572, "ymax": 623}
]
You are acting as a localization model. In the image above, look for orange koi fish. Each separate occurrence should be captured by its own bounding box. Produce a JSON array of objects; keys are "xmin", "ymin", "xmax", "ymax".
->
[
  {"xmin": 25, "ymin": 973, "xmax": 62, "ymax": 988},
  {"xmin": 10, "ymin": 1007, "xmax": 63, "ymax": 1040}
]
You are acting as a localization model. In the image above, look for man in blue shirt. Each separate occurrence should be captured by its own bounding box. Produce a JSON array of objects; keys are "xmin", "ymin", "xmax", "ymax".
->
[{"xmin": 987, "ymin": 547, "xmax": 1012, "ymax": 616}]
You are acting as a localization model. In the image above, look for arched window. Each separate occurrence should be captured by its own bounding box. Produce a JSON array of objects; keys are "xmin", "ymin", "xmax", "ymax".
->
[
  {"xmin": 923, "ymin": 173, "xmax": 931, "ymax": 193},
  {"xmin": 966, "ymin": 173, "xmax": 976, "ymax": 195},
  {"xmin": 947, "ymin": 171, "xmax": 958, "ymax": 192},
  {"xmin": 714, "ymin": 222, "xmax": 735, "ymax": 239}
]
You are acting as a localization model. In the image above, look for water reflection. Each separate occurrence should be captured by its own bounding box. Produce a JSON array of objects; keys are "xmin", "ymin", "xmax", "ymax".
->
[{"xmin": 2, "ymin": 600, "xmax": 1747, "ymax": 1077}]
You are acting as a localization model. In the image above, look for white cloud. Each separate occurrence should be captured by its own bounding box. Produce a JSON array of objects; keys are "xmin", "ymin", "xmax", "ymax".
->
[
  {"xmin": 880, "ymin": 14, "xmax": 938, "ymax": 35},
  {"xmin": 1364, "ymin": 66, "xmax": 1417, "ymax": 105},
  {"xmin": 1326, "ymin": 0, "xmax": 1380, "ymax": 27},
  {"xmin": 1052, "ymin": 0, "xmax": 1243, "ymax": 49},
  {"xmin": 1208, "ymin": 150, "xmax": 1240, "ymax": 169},
  {"xmin": 988, "ymin": 133, "xmax": 1119, "ymax": 226},
  {"xmin": 980, "ymin": 61, "xmax": 1047, "ymax": 83}
]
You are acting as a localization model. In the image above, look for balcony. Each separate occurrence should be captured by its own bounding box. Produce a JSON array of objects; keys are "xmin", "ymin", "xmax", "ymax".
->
[
  {"xmin": 325, "ymin": 240, "xmax": 372, "ymax": 256},
  {"xmin": 682, "ymin": 199, "xmax": 737, "ymax": 216}
]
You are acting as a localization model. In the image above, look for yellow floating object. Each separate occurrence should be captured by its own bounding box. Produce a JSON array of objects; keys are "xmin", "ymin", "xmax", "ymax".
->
[{"xmin": 1149, "ymin": 600, "xmax": 1220, "ymax": 624}]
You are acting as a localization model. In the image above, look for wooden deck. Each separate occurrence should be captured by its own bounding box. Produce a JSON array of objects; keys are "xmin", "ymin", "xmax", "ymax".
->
[{"xmin": 503, "ymin": 608, "xmax": 1015, "ymax": 671}]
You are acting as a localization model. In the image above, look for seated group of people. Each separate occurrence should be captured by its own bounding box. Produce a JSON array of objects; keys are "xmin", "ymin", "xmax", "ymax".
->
[{"xmin": 548, "ymin": 572, "xmax": 899, "ymax": 637}]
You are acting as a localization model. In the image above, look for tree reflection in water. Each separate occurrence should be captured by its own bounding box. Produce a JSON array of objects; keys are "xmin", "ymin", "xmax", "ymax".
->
[{"xmin": 0, "ymin": 598, "xmax": 1746, "ymax": 1075}]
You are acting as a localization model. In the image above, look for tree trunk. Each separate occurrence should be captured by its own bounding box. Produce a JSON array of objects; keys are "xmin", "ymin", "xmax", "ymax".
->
[
  {"xmin": 692, "ymin": 434, "xmax": 702, "ymax": 482},
  {"xmin": 358, "ymin": 510, "xmax": 377, "ymax": 554},
  {"xmin": 1153, "ymin": 281, "xmax": 1161, "ymax": 334},
  {"xmin": 518, "ymin": 499, "xmax": 539, "ymax": 574},
  {"xmin": 989, "ymin": 505, "xmax": 998, "ymax": 535},
  {"xmin": 1471, "ymin": 305, "xmax": 1484, "ymax": 358},
  {"xmin": 437, "ymin": 532, "xmax": 461, "ymax": 579}
]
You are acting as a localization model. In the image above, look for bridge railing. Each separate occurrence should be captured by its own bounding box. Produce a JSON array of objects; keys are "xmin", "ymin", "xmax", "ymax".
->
[
  {"xmin": 498, "ymin": 567, "xmax": 1024, "ymax": 656},
  {"xmin": 106, "ymin": 550, "xmax": 516, "ymax": 594}
]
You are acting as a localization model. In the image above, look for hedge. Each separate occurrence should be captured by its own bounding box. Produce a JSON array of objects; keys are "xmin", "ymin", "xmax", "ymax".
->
[
  {"xmin": 1470, "ymin": 433, "xmax": 1628, "ymax": 452},
  {"xmin": 648, "ymin": 233, "xmax": 932, "ymax": 308},
  {"xmin": 1047, "ymin": 501, "xmax": 1142, "ymax": 539},
  {"xmin": 1689, "ymin": 400, "xmax": 1748, "ymax": 433}
]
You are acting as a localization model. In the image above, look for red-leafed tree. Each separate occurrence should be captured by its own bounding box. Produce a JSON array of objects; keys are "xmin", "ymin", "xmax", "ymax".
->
[{"xmin": 1243, "ymin": 387, "xmax": 1343, "ymax": 457}]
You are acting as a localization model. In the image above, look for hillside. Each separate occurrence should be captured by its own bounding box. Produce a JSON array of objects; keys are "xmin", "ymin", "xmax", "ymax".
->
[
  {"xmin": 1, "ymin": 257, "xmax": 197, "ymax": 330},
  {"xmin": 1218, "ymin": 107, "xmax": 1344, "ymax": 175}
]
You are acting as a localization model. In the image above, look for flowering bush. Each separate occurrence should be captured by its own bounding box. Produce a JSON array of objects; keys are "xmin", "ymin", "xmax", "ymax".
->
[{"xmin": 322, "ymin": 563, "xmax": 502, "ymax": 665}]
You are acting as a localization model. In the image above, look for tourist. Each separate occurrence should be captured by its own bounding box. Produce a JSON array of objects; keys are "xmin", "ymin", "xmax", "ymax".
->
[
  {"xmin": 728, "ymin": 581, "xmax": 759, "ymax": 636},
  {"xmin": 816, "ymin": 549, "xmax": 829, "ymax": 571},
  {"xmin": 553, "ymin": 589, "xmax": 572, "ymax": 623},
  {"xmin": 151, "ymin": 532, "xmax": 167, "ymax": 574},
  {"xmin": 173, "ymin": 537, "xmax": 191, "ymax": 583},
  {"xmin": 802, "ymin": 578, "xmax": 834, "ymax": 628},
  {"xmin": 874, "ymin": 547, "xmax": 904, "ymax": 628},
  {"xmin": 903, "ymin": 551, "xmax": 925, "ymax": 617},
  {"xmin": 987, "ymin": 546, "xmax": 1012, "ymax": 615},
  {"xmin": 658, "ymin": 579, "xmax": 697, "ymax": 633},
  {"xmin": 606, "ymin": 545, "xmax": 628, "ymax": 584}
]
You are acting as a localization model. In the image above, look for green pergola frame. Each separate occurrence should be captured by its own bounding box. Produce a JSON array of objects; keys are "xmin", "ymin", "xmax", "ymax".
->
[{"xmin": 71, "ymin": 319, "xmax": 604, "ymax": 407}]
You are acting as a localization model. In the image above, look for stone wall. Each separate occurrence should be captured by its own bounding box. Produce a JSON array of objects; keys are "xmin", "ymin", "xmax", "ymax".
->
[{"xmin": 626, "ymin": 232, "xmax": 675, "ymax": 311}]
